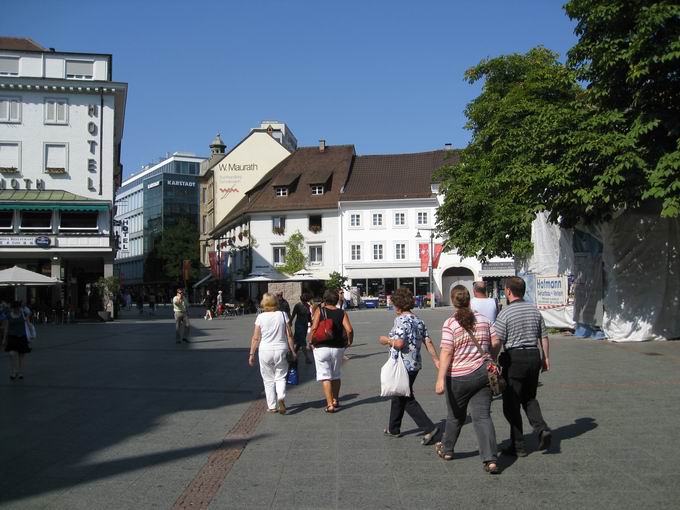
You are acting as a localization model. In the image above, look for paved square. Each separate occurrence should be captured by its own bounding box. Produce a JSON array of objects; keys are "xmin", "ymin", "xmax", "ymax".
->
[{"xmin": 1, "ymin": 307, "xmax": 679, "ymax": 509}]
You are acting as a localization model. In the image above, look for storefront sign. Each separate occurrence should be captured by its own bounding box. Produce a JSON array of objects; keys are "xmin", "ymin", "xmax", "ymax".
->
[
  {"xmin": 0, "ymin": 236, "xmax": 44, "ymax": 247},
  {"xmin": 147, "ymin": 180, "xmax": 161, "ymax": 189},
  {"xmin": 35, "ymin": 236, "xmax": 51, "ymax": 247},
  {"xmin": 535, "ymin": 276, "xmax": 568, "ymax": 306},
  {"xmin": 0, "ymin": 178, "xmax": 46, "ymax": 191},
  {"xmin": 166, "ymin": 180, "xmax": 195, "ymax": 187}
]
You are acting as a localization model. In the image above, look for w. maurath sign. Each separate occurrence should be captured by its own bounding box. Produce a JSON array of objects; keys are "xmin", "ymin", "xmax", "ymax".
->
[{"xmin": 535, "ymin": 276, "xmax": 568, "ymax": 306}]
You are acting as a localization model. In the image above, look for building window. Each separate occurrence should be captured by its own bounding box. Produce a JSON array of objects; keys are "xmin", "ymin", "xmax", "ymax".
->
[
  {"xmin": 0, "ymin": 57, "xmax": 19, "ymax": 76},
  {"xmin": 309, "ymin": 245, "xmax": 323, "ymax": 265},
  {"xmin": 273, "ymin": 246, "xmax": 286, "ymax": 266},
  {"xmin": 309, "ymin": 215, "xmax": 322, "ymax": 233},
  {"xmin": 372, "ymin": 243, "xmax": 384, "ymax": 261},
  {"xmin": 44, "ymin": 143, "xmax": 68, "ymax": 174},
  {"xmin": 0, "ymin": 97, "xmax": 21, "ymax": 123},
  {"xmin": 201, "ymin": 187, "xmax": 207, "ymax": 204},
  {"xmin": 311, "ymin": 184, "xmax": 324, "ymax": 195},
  {"xmin": 350, "ymin": 244, "xmax": 362, "ymax": 261},
  {"xmin": 350, "ymin": 213, "xmax": 361, "ymax": 227},
  {"xmin": 372, "ymin": 213, "xmax": 383, "ymax": 227},
  {"xmin": 394, "ymin": 211, "xmax": 406, "ymax": 226},
  {"xmin": 20, "ymin": 211, "xmax": 52, "ymax": 231},
  {"xmin": 65, "ymin": 60, "xmax": 94, "ymax": 80},
  {"xmin": 0, "ymin": 142, "xmax": 20, "ymax": 173},
  {"xmin": 201, "ymin": 215, "xmax": 207, "ymax": 233},
  {"xmin": 395, "ymin": 242, "xmax": 407, "ymax": 260},
  {"xmin": 0, "ymin": 211, "xmax": 13, "ymax": 230},
  {"xmin": 44, "ymin": 98, "xmax": 69, "ymax": 125},
  {"xmin": 275, "ymin": 186, "xmax": 288, "ymax": 197},
  {"xmin": 272, "ymin": 216, "xmax": 285, "ymax": 235},
  {"xmin": 59, "ymin": 212, "xmax": 98, "ymax": 231},
  {"xmin": 417, "ymin": 211, "xmax": 429, "ymax": 226}
]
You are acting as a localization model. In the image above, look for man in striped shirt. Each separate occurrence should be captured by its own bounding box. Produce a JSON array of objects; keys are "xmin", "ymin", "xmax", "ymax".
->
[{"xmin": 493, "ymin": 277, "xmax": 551, "ymax": 457}]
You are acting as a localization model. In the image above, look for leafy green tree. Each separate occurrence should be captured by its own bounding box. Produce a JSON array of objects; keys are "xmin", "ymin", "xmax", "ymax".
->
[
  {"xmin": 279, "ymin": 231, "xmax": 307, "ymax": 275},
  {"xmin": 154, "ymin": 219, "xmax": 200, "ymax": 281},
  {"xmin": 326, "ymin": 271, "xmax": 348, "ymax": 291},
  {"xmin": 436, "ymin": 1, "xmax": 680, "ymax": 260},
  {"xmin": 566, "ymin": 0, "xmax": 680, "ymax": 217}
]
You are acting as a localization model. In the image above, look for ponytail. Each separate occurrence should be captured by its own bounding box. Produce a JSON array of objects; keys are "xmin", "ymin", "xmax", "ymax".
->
[{"xmin": 451, "ymin": 285, "xmax": 476, "ymax": 333}]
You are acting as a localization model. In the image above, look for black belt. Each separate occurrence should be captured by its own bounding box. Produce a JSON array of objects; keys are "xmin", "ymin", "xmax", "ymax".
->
[{"xmin": 506, "ymin": 347, "xmax": 539, "ymax": 352}]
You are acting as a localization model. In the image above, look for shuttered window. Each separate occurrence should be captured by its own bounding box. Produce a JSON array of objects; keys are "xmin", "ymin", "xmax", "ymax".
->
[
  {"xmin": 0, "ymin": 57, "xmax": 19, "ymax": 76},
  {"xmin": 44, "ymin": 143, "xmax": 68, "ymax": 173},
  {"xmin": 0, "ymin": 142, "xmax": 20, "ymax": 172},
  {"xmin": 45, "ymin": 98, "xmax": 69, "ymax": 125},
  {"xmin": 65, "ymin": 60, "xmax": 94, "ymax": 79},
  {"xmin": 0, "ymin": 97, "xmax": 21, "ymax": 123}
]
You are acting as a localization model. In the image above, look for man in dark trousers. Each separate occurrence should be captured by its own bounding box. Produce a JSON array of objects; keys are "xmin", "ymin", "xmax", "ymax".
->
[{"xmin": 493, "ymin": 276, "xmax": 551, "ymax": 456}]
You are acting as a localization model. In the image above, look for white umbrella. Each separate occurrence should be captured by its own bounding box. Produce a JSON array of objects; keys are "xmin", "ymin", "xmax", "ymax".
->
[
  {"xmin": 289, "ymin": 269, "xmax": 317, "ymax": 280},
  {"xmin": 0, "ymin": 265, "xmax": 62, "ymax": 286}
]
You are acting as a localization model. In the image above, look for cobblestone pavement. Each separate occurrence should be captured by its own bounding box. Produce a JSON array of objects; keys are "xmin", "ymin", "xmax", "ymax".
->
[{"xmin": 1, "ymin": 306, "xmax": 679, "ymax": 509}]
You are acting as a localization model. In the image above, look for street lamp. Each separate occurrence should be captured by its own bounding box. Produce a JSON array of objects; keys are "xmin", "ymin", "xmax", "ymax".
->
[{"xmin": 416, "ymin": 228, "xmax": 436, "ymax": 309}]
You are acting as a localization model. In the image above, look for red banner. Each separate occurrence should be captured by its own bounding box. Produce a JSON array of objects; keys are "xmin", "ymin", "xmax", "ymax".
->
[
  {"xmin": 432, "ymin": 244, "xmax": 444, "ymax": 269},
  {"xmin": 182, "ymin": 259, "xmax": 192, "ymax": 282},
  {"xmin": 208, "ymin": 252, "xmax": 217, "ymax": 277},
  {"xmin": 419, "ymin": 243, "xmax": 429, "ymax": 272}
]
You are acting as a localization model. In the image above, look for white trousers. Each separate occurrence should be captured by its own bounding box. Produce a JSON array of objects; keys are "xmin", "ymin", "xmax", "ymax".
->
[{"xmin": 258, "ymin": 349, "xmax": 288, "ymax": 409}]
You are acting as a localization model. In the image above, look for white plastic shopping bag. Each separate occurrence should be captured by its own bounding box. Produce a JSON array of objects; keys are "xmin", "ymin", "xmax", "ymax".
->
[{"xmin": 380, "ymin": 353, "xmax": 410, "ymax": 397}]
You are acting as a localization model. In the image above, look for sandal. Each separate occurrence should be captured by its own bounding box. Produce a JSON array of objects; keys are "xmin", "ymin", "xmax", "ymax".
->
[
  {"xmin": 483, "ymin": 461, "xmax": 500, "ymax": 475},
  {"xmin": 434, "ymin": 442, "xmax": 453, "ymax": 461},
  {"xmin": 421, "ymin": 426, "xmax": 439, "ymax": 445},
  {"xmin": 332, "ymin": 399, "xmax": 340, "ymax": 408},
  {"xmin": 324, "ymin": 406, "xmax": 337, "ymax": 413},
  {"xmin": 383, "ymin": 429, "xmax": 402, "ymax": 438}
]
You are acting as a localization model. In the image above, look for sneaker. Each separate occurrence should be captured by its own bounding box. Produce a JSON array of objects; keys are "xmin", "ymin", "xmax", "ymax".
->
[{"xmin": 538, "ymin": 430, "xmax": 552, "ymax": 450}]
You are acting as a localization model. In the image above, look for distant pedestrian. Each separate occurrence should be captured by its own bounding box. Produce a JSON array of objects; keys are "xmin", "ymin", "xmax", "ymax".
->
[
  {"xmin": 276, "ymin": 291, "xmax": 291, "ymax": 316},
  {"xmin": 289, "ymin": 292, "xmax": 313, "ymax": 364},
  {"xmin": 470, "ymin": 281, "xmax": 499, "ymax": 323},
  {"xmin": 248, "ymin": 293, "xmax": 296, "ymax": 414},
  {"xmin": 148, "ymin": 293, "xmax": 156, "ymax": 315},
  {"xmin": 493, "ymin": 276, "xmax": 552, "ymax": 457},
  {"xmin": 203, "ymin": 290, "xmax": 214, "ymax": 320},
  {"xmin": 435, "ymin": 285, "xmax": 501, "ymax": 474},
  {"xmin": 136, "ymin": 293, "xmax": 144, "ymax": 315},
  {"xmin": 2, "ymin": 301, "xmax": 32, "ymax": 380},
  {"xmin": 172, "ymin": 288, "xmax": 190, "ymax": 344},
  {"xmin": 379, "ymin": 288, "xmax": 440, "ymax": 444},
  {"xmin": 309, "ymin": 289, "xmax": 353, "ymax": 413}
]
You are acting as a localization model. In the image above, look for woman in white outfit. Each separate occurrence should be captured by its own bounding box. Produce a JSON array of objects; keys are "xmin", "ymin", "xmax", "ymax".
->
[{"xmin": 248, "ymin": 293, "xmax": 296, "ymax": 414}]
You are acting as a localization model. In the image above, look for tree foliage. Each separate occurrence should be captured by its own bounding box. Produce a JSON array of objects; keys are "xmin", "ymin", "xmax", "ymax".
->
[
  {"xmin": 436, "ymin": 0, "xmax": 680, "ymax": 260},
  {"xmin": 279, "ymin": 231, "xmax": 307, "ymax": 275},
  {"xmin": 325, "ymin": 271, "xmax": 348, "ymax": 291},
  {"xmin": 154, "ymin": 219, "xmax": 200, "ymax": 281}
]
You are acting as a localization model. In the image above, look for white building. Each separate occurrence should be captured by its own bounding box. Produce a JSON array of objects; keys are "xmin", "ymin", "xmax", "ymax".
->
[
  {"xmin": 0, "ymin": 37, "xmax": 127, "ymax": 311},
  {"xmin": 114, "ymin": 153, "xmax": 205, "ymax": 287}
]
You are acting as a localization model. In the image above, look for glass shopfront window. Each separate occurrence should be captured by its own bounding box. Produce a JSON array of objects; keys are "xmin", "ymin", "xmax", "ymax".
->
[
  {"xmin": 351, "ymin": 279, "xmax": 367, "ymax": 296},
  {"xmin": 398, "ymin": 277, "xmax": 415, "ymax": 294},
  {"xmin": 416, "ymin": 277, "xmax": 430, "ymax": 296}
]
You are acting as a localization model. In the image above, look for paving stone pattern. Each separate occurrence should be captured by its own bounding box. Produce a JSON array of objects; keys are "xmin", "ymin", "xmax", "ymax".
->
[{"xmin": 1, "ymin": 305, "xmax": 679, "ymax": 509}]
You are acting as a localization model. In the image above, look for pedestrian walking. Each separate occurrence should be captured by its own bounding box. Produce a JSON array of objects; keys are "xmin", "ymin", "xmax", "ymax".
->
[
  {"xmin": 148, "ymin": 292, "xmax": 156, "ymax": 316},
  {"xmin": 289, "ymin": 292, "xmax": 313, "ymax": 364},
  {"xmin": 470, "ymin": 281, "xmax": 499, "ymax": 322},
  {"xmin": 276, "ymin": 291, "xmax": 291, "ymax": 316},
  {"xmin": 248, "ymin": 293, "xmax": 296, "ymax": 414},
  {"xmin": 2, "ymin": 301, "xmax": 32, "ymax": 380},
  {"xmin": 434, "ymin": 285, "xmax": 501, "ymax": 473},
  {"xmin": 203, "ymin": 290, "xmax": 214, "ymax": 320},
  {"xmin": 309, "ymin": 289, "xmax": 353, "ymax": 413},
  {"xmin": 172, "ymin": 288, "xmax": 190, "ymax": 344},
  {"xmin": 493, "ymin": 276, "xmax": 552, "ymax": 457},
  {"xmin": 379, "ymin": 288, "xmax": 440, "ymax": 444}
]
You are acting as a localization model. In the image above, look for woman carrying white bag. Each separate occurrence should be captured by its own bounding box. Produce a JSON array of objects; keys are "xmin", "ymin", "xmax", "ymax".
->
[{"xmin": 379, "ymin": 288, "xmax": 440, "ymax": 444}]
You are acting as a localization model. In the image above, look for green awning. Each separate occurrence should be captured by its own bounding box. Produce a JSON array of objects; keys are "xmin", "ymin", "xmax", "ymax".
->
[{"xmin": 0, "ymin": 203, "xmax": 109, "ymax": 211}]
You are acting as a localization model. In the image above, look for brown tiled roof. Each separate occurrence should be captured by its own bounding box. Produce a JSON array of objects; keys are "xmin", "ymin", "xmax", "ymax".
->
[
  {"xmin": 212, "ymin": 145, "xmax": 355, "ymax": 234},
  {"xmin": 0, "ymin": 37, "xmax": 46, "ymax": 51},
  {"xmin": 341, "ymin": 149, "xmax": 459, "ymax": 201}
]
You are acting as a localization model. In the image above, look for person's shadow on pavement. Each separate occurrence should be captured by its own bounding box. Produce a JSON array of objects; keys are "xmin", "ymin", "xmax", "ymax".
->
[{"xmin": 543, "ymin": 417, "xmax": 598, "ymax": 454}]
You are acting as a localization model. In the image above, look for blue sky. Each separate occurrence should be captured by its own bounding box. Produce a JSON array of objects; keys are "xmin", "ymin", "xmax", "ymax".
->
[{"xmin": 3, "ymin": 1, "xmax": 577, "ymax": 178}]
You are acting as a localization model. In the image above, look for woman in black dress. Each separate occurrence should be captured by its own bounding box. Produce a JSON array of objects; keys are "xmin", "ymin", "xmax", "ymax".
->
[
  {"xmin": 289, "ymin": 292, "xmax": 313, "ymax": 364},
  {"xmin": 2, "ymin": 301, "xmax": 31, "ymax": 380}
]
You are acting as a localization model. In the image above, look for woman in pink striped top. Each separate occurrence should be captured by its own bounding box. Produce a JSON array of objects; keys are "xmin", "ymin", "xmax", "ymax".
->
[{"xmin": 434, "ymin": 285, "xmax": 502, "ymax": 474}]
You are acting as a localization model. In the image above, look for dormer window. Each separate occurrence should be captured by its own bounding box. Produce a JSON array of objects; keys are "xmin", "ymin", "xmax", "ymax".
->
[
  {"xmin": 65, "ymin": 60, "xmax": 94, "ymax": 80},
  {"xmin": 311, "ymin": 184, "xmax": 324, "ymax": 195},
  {"xmin": 0, "ymin": 57, "xmax": 19, "ymax": 76},
  {"xmin": 275, "ymin": 186, "xmax": 288, "ymax": 197}
]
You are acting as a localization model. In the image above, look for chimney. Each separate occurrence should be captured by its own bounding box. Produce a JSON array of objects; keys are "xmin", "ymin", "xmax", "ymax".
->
[
  {"xmin": 319, "ymin": 139, "xmax": 326, "ymax": 153},
  {"xmin": 444, "ymin": 143, "xmax": 452, "ymax": 151}
]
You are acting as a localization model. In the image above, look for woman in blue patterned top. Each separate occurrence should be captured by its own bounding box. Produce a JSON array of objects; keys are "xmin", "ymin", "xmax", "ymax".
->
[{"xmin": 379, "ymin": 288, "xmax": 440, "ymax": 443}]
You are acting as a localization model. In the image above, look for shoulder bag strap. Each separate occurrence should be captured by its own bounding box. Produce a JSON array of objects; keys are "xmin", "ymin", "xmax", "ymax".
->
[{"xmin": 463, "ymin": 325, "xmax": 490, "ymax": 361}]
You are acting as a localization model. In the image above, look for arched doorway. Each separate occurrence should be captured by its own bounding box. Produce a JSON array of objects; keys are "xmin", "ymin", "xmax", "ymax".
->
[{"xmin": 441, "ymin": 266, "xmax": 475, "ymax": 305}]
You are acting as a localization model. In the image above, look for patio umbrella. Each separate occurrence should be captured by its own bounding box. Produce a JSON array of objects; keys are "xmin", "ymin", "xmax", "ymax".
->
[
  {"xmin": 0, "ymin": 266, "xmax": 62, "ymax": 286},
  {"xmin": 289, "ymin": 269, "xmax": 317, "ymax": 280}
]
